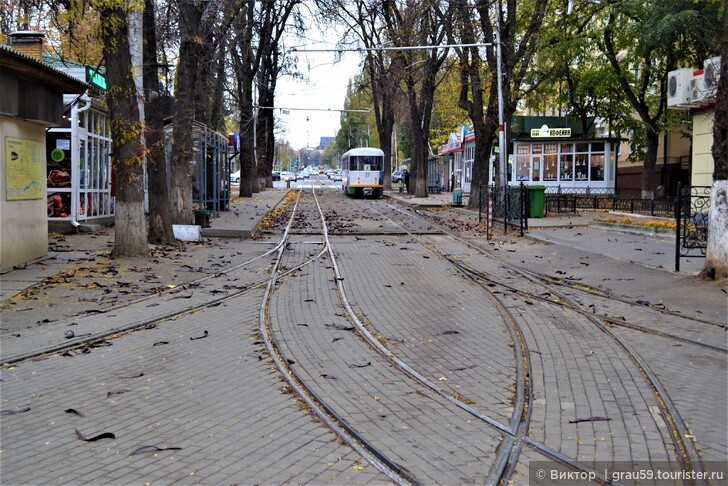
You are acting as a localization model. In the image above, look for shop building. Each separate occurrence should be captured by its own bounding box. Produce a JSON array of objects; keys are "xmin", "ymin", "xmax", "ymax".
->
[
  {"xmin": 439, "ymin": 116, "xmax": 620, "ymax": 193},
  {"xmin": 46, "ymin": 94, "xmax": 114, "ymax": 226},
  {"xmin": 1, "ymin": 37, "xmax": 87, "ymax": 271}
]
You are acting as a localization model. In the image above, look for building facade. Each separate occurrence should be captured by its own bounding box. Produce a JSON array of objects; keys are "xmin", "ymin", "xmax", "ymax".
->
[
  {"xmin": 1, "ymin": 39, "xmax": 87, "ymax": 271},
  {"xmin": 439, "ymin": 116, "xmax": 620, "ymax": 194}
]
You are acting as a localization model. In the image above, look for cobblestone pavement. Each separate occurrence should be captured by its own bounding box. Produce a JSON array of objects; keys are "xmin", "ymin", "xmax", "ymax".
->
[{"xmin": 1, "ymin": 186, "xmax": 726, "ymax": 485}]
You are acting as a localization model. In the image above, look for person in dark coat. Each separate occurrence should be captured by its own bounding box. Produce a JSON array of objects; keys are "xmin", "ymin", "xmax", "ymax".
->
[{"xmin": 402, "ymin": 169, "xmax": 410, "ymax": 193}]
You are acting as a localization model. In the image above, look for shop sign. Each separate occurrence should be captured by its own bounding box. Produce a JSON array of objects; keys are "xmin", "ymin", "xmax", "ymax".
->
[
  {"xmin": 531, "ymin": 124, "xmax": 571, "ymax": 138},
  {"xmin": 86, "ymin": 66, "xmax": 107, "ymax": 91}
]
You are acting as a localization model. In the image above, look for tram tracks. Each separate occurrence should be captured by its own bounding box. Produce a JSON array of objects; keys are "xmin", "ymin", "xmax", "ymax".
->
[
  {"xmin": 6, "ymin": 187, "xmax": 716, "ymax": 484},
  {"xmin": 260, "ymin": 189, "xmax": 508, "ymax": 483},
  {"xmin": 261, "ymin": 189, "xmax": 629, "ymax": 485},
  {"xmin": 0, "ymin": 193, "xmax": 306, "ymax": 365},
  {"xmin": 370, "ymin": 199, "xmax": 714, "ymax": 484}
]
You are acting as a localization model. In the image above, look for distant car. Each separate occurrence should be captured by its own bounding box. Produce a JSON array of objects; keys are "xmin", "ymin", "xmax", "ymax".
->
[
  {"xmin": 230, "ymin": 170, "xmax": 241, "ymax": 183},
  {"xmin": 295, "ymin": 171, "xmax": 304, "ymax": 181},
  {"xmin": 392, "ymin": 170, "xmax": 402, "ymax": 183},
  {"xmin": 332, "ymin": 170, "xmax": 343, "ymax": 181},
  {"xmin": 272, "ymin": 171, "xmax": 280, "ymax": 181},
  {"xmin": 280, "ymin": 171, "xmax": 295, "ymax": 182}
]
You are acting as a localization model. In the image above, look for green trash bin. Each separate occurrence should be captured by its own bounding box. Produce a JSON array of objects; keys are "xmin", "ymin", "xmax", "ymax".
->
[
  {"xmin": 453, "ymin": 191, "xmax": 463, "ymax": 206},
  {"xmin": 527, "ymin": 185, "xmax": 546, "ymax": 218}
]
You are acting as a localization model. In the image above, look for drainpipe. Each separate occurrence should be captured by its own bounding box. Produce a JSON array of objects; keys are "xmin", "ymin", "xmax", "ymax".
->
[{"xmin": 71, "ymin": 94, "xmax": 92, "ymax": 229}]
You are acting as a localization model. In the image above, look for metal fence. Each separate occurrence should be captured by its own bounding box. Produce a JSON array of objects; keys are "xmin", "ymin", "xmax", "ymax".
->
[
  {"xmin": 479, "ymin": 184, "xmax": 527, "ymax": 238},
  {"xmin": 544, "ymin": 186, "xmax": 675, "ymax": 217},
  {"xmin": 675, "ymin": 184, "xmax": 711, "ymax": 271}
]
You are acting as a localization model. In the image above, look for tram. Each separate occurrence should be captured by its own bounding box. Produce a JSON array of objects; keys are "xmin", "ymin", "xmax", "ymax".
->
[{"xmin": 340, "ymin": 147, "xmax": 385, "ymax": 198}]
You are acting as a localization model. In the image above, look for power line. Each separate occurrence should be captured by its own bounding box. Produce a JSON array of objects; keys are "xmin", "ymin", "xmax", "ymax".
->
[
  {"xmin": 289, "ymin": 43, "xmax": 493, "ymax": 54},
  {"xmin": 255, "ymin": 105, "xmax": 371, "ymax": 113}
]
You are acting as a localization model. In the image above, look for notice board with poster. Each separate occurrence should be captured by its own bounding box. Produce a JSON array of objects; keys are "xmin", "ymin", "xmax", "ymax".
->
[{"xmin": 5, "ymin": 137, "xmax": 44, "ymax": 200}]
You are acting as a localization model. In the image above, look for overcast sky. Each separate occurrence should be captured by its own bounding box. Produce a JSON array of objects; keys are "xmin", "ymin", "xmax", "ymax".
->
[{"xmin": 274, "ymin": 26, "xmax": 363, "ymax": 150}]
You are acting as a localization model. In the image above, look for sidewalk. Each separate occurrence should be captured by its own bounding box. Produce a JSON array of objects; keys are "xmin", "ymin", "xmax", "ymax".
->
[
  {"xmin": 2, "ymin": 187, "xmax": 723, "ymax": 327},
  {"xmin": 384, "ymin": 189, "xmax": 701, "ymax": 272},
  {"xmin": 0, "ymin": 189, "xmax": 286, "ymax": 302},
  {"xmin": 384, "ymin": 189, "xmax": 726, "ymax": 324}
]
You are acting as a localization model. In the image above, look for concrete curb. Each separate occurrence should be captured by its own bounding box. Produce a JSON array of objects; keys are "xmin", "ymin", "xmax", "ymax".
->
[{"xmin": 589, "ymin": 221, "xmax": 675, "ymax": 241}]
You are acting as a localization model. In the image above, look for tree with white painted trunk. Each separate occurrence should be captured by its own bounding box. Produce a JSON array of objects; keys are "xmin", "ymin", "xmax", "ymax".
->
[{"xmin": 701, "ymin": 6, "xmax": 728, "ymax": 280}]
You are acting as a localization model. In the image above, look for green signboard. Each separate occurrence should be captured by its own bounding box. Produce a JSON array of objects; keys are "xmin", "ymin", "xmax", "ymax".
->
[{"xmin": 85, "ymin": 66, "xmax": 107, "ymax": 91}]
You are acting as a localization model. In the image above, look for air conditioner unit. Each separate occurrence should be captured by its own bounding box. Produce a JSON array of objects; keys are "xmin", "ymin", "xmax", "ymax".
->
[
  {"xmin": 667, "ymin": 68, "xmax": 693, "ymax": 108},
  {"xmin": 690, "ymin": 72, "xmax": 708, "ymax": 103},
  {"xmin": 703, "ymin": 56, "xmax": 721, "ymax": 97}
]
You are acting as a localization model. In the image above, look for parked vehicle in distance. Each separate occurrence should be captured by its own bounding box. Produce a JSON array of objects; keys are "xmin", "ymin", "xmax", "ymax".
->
[
  {"xmin": 280, "ymin": 171, "xmax": 295, "ymax": 182},
  {"xmin": 271, "ymin": 171, "xmax": 280, "ymax": 181},
  {"xmin": 332, "ymin": 170, "xmax": 343, "ymax": 181},
  {"xmin": 230, "ymin": 170, "xmax": 241, "ymax": 184},
  {"xmin": 392, "ymin": 170, "xmax": 402, "ymax": 183}
]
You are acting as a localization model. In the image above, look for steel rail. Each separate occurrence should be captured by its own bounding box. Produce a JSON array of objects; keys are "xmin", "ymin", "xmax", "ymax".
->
[
  {"xmin": 1, "ymin": 204, "xmax": 331, "ymax": 366},
  {"xmin": 312, "ymin": 195, "xmax": 615, "ymax": 484},
  {"xmin": 258, "ymin": 187, "xmax": 418, "ymax": 486},
  {"xmin": 378, "ymin": 198, "xmax": 706, "ymax": 485}
]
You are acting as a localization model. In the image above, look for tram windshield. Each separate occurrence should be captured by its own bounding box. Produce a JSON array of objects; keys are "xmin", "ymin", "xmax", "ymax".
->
[{"xmin": 347, "ymin": 155, "xmax": 383, "ymax": 171}]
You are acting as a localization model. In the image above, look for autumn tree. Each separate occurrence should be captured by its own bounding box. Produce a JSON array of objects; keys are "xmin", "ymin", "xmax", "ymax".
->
[
  {"xmin": 702, "ymin": 5, "xmax": 728, "ymax": 279},
  {"xmin": 168, "ymin": 0, "xmax": 203, "ymax": 222},
  {"xmin": 450, "ymin": 0, "xmax": 548, "ymax": 210},
  {"xmin": 144, "ymin": 0, "xmax": 176, "ymax": 244},
  {"xmin": 255, "ymin": 0, "xmax": 302, "ymax": 190},
  {"xmin": 230, "ymin": 0, "xmax": 261, "ymax": 198},
  {"xmin": 332, "ymin": 0, "xmax": 401, "ymax": 188},
  {"xmin": 381, "ymin": 0, "xmax": 452, "ymax": 197},
  {"xmin": 96, "ymin": 0, "xmax": 148, "ymax": 257},
  {"xmin": 601, "ymin": 0, "xmax": 723, "ymax": 198}
]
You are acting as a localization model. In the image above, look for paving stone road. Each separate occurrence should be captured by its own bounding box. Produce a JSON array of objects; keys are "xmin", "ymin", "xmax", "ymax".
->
[{"xmin": 1, "ymin": 186, "xmax": 725, "ymax": 485}]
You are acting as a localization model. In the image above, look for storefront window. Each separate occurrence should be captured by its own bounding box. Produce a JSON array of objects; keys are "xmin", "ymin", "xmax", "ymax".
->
[
  {"xmin": 560, "ymin": 154, "xmax": 573, "ymax": 180},
  {"xmin": 48, "ymin": 103, "xmax": 113, "ymax": 221},
  {"xmin": 512, "ymin": 139, "xmax": 612, "ymax": 187},
  {"xmin": 590, "ymin": 153, "xmax": 605, "ymax": 181},
  {"xmin": 575, "ymin": 153, "xmax": 589, "ymax": 180},
  {"xmin": 515, "ymin": 144, "xmax": 531, "ymax": 181},
  {"xmin": 544, "ymin": 144, "xmax": 558, "ymax": 181},
  {"xmin": 516, "ymin": 156, "xmax": 530, "ymax": 181}
]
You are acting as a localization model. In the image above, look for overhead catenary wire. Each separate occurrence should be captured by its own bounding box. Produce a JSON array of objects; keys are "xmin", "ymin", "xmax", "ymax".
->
[
  {"xmin": 289, "ymin": 42, "xmax": 493, "ymax": 53},
  {"xmin": 254, "ymin": 105, "xmax": 371, "ymax": 113}
]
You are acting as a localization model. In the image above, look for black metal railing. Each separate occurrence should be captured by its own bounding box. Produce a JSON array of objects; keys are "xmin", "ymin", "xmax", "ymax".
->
[
  {"xmin": 675, "ymin": 184, "xmax": 711, "ymax": 271},
  {"xmin": 544, "ymin": 186, "xmax": 675, "ymax": 217},
  {"xmin": 480, "ymin": 183, "xmax": 527, "ymax": 238}
]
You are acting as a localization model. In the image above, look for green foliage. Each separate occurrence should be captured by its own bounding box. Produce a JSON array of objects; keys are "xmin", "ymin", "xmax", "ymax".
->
[{"xmin": 431, "ymin": 66, "xmax": 468, "ymax": 147}]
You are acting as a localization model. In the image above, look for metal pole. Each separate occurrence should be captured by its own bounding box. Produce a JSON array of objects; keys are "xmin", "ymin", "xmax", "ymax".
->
[
  {"xmin": 479, "ymin": 183, "xmax": 483, "ymax": 222},
  {"xmin": 675, "ymin": 183, "xmax": 682, "ymax": 272},
  {"xmin": 494, "ymin": 5, "xmax": 507, "ymax": 188}
]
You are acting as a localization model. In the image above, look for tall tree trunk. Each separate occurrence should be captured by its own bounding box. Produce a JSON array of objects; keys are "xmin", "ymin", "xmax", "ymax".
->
[
  {"xmin": 238, "ymin": 83, "xmax": 255, "ymax": 197},
  {"xmin": 143, "ymin": 0, "xmax": 176, "ymax": 245},
  {"xmin": 171, "ymin": 0, "xmax": 203, "ymax": 223},
  {"xmin": 642, "ymin": 129, "xmax": 659, "ymax": 199},
  {"xmin": 99, "ymin": 1, "xmax": 148, "ymax": 257},
  {"xmin": 701, "ymin": 6, "xmax": 728, "ymax": 279}
]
